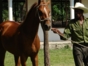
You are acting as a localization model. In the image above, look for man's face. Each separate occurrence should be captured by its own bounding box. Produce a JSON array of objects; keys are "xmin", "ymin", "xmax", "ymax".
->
[{"xmin": 75, "ymin": 9, "xmax": 84, "ymax": 19}]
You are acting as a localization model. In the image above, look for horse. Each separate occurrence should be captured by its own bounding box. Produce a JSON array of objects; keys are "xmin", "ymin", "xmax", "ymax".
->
[{"xmin": 0, "ymin": 0, "xmax": 51, "ymax": 66}]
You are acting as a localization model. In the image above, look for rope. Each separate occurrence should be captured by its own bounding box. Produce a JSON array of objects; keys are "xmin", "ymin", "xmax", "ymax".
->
[
  {"xmin": 71, "ymin": 41, "xmax": 88, "ymax": 48},
  {"xmin": 51, "ymin": 28, "xmax": 88, "ymax": 48}
]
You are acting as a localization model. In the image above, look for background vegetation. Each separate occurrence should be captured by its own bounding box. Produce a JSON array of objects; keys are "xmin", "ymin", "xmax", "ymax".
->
[
  {"xmin": 2, "ymin": 2, "xmax": 25, "ymax": 21},
  {"xmin": 5, "ymin": 47, "xmax": 75, "ymax": 66},
  {"xmin": 51, "ymin": 1, "xmax": 70, "ymax": 22}
]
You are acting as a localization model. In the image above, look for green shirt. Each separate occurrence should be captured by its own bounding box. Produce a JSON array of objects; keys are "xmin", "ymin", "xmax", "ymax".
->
[{"xmin": 60, "ymin": 18, "xmax": 88, "ymax": 43}]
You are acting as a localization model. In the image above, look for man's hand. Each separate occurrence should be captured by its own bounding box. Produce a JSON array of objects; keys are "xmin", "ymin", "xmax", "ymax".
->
[
  {"xmin": 51, "ymin": 28, "xmax": 58, "ymax": 34},
  {"xmin": 51, "ymin": 28, "xmax": 63, "ymax": 37}
]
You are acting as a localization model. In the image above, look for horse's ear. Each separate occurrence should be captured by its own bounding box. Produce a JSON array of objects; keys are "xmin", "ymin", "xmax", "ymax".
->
[
  {"xmin": 47, "ymin": 0, "xmax": 50, "ymax": 5},
  {"xmin": 38, "ymin": 0, "xmax": 44, "ymax": 5},
  {"xmin": 38, "ymin": 0, "xmax": 41, "ymax": 5}
]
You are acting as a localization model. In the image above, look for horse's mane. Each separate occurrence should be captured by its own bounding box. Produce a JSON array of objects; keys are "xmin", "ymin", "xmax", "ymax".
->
[
  {"xmin": 19, "ymin": 2, "xmax": 38, "ymax": 30},
  {"xmin": 29, "ymin": 2, "xmax": 38, "ymax": 13},
  {"xmin": 24, "ymin": 2, "xmax": 38, "ymax": 21}
]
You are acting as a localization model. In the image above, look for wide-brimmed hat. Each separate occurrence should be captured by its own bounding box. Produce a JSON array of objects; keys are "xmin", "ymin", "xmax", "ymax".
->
[{"xmin": 72, "ymin": 2, "xmax": 88, "ymax": 13}]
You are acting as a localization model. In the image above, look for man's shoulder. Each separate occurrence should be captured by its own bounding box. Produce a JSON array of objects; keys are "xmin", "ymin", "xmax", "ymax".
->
[{"xmin": 69, "ymin": 19, "xmax": 76, "ymax": 24}]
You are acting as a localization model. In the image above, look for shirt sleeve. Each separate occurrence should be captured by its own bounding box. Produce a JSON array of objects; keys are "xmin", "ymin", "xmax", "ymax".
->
[{"xmin": 60, "ymin": 22, "xmax": 71, "ymax": 40}]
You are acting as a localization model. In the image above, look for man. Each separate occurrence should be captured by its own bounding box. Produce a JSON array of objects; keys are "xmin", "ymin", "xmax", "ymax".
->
[{"xmin": 51, "ymin": 2, "xmax": 88, "ymax": 66}]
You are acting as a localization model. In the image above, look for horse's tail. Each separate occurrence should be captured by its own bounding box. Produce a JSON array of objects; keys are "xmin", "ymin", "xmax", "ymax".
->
[{"xmin": 0, "ymin": 23, "xmax": 6, "ymax": 66}]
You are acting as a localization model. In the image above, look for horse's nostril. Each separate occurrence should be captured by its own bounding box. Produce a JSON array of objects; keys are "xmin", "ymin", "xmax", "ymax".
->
[{"xmin": 44, "ymin": 25, "xmax": 51, "ymax": 30}]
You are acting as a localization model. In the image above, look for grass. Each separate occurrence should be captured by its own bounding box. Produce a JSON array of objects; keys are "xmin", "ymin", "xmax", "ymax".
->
[{"xmin": 5, "ymin": 47, "xmax": 75, "ymax": 66}]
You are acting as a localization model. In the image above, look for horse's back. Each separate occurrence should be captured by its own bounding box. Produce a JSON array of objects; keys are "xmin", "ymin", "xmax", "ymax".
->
[
  {"xmin": 0, "ymin": 21, "xmax": 21, "ymax": 54},
  {"xmin": 0, "ymin": 21, "xmax": 20, "ymax": 37}
]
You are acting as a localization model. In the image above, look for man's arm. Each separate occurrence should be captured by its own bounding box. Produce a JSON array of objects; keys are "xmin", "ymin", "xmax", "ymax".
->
[{"xmin": 51, "ymin": 28, "xmax": 64, "ymax": 37}]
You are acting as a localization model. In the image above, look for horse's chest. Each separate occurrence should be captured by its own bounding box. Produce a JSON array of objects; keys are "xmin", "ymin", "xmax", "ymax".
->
[{"xmin": 18, "ymin": 35, "xmax": 40, "ymax": 55}]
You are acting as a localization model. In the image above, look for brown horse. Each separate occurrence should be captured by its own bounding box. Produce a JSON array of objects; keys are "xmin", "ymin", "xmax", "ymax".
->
[{"xmin": 0, "ymin": 0, "xmax": 51, "ymax": 66}]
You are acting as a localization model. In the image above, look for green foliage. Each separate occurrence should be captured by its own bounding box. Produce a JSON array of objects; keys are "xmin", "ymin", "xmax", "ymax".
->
[
  {"xmin": 2, "ymin": 2, "xmax": 8, "ymax": 21},
  {"xmin": 52, "ymin": 2, "xmax": 70, "ymax": 22},
  {"xmin": 2, "ymin": 2, "xmax": 25, "ymax": 21},
  {"xmin": 52, "ymin": 3, "xmax": 62, "ymax": 21},
  {"xmin": 2, "ymin": 10, "xmax": 8, "ymax": 21},
  {"xmin": 64, "ymin": 45, "xmax": 70, "ymax": 49}
]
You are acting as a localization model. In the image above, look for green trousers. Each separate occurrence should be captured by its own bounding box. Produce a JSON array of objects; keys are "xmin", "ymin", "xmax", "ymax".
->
[{"xmin": 73, "ymin": 43, "xmax": 88, "ymax": 66}]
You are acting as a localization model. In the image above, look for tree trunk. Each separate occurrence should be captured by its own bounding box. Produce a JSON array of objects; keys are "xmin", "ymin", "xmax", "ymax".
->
[
  {"xmin": 0, "ymin": 0, "xmax": 2, "ymax": 23},
  {"xmin": 44, "ymin": 30, "xmax": 50, "ymax": 66}
]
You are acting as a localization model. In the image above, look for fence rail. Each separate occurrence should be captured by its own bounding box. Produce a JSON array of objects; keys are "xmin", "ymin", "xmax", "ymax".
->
[{"xmin": 40, "ymin": 41, "xmax": 72, "ymax": 49}]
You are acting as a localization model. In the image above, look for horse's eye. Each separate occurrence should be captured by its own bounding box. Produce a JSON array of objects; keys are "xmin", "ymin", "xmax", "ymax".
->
[
  {"xmin": 39, "ymin": 11, "xmax": 43, "ymax": 15},
  {"xmin": 49, "ymin": 13, "xmax": 51, "ymax": 16}
]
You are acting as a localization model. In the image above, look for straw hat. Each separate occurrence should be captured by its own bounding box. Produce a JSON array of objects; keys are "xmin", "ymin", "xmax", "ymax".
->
[{"xmin": 72, "ymin": 2, "xmax": 88, "ymax": 13}]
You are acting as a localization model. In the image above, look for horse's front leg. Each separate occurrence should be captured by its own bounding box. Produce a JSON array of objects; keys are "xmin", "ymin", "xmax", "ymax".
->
[
  {"xmin": 20, "ymin": 55, "xmax": 28, "ymax": 66},
  {"xmin": 30, "ymin": 54, "xmax": 38, "ymax": 66},
  {"xmin": 14, "ymin": 55, "xmax": 21, "ymax": 66},
  {"xmin": 0, "ymin": 44, "xmax": 6, "ymax": 66}
]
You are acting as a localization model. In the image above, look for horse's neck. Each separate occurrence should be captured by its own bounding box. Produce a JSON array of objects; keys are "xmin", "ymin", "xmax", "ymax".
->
[
  {"xmin": 20, "ymin": 17, "xmax": 39, "ymax": 35},
  {"xmin": 19, "ymin": 6, "xmax": 40, "ymax": 35}
]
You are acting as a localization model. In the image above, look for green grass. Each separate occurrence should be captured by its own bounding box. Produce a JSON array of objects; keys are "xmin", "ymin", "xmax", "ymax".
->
[{"xmin": 5, "ymin": 47, "xmax": 75, "ymax": 66}]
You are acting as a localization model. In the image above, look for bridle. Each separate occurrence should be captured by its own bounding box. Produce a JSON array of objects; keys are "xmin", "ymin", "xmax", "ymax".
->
[{"xmin": 36, "ymin": 4, "xmax": 50, "ymax": 22}]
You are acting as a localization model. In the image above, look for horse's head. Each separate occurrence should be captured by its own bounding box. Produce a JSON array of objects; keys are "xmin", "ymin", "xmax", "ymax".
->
[{"xmin": 37, "ymin": 0, "xmax": 51, "ymax": 31}]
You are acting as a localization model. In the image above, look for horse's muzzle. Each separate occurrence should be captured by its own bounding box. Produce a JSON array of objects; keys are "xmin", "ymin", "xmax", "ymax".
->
[{"xmin": 44, "ymin": 20, "xmax": 51, "ymax": 30}]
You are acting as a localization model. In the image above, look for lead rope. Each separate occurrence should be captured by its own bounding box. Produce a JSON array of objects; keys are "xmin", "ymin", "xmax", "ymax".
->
[
  {"xmin": 71, "ymin": 41, "xmax": 88, "ymax": 48},
  {"xmin": 51, "ymin": 28, "xmax": 88, "ymax": 48}
]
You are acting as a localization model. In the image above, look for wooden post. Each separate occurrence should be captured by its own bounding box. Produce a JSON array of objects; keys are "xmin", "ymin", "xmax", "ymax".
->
[
  {"xmin": 0, "ymin": 0, "xmax": 3, "ymax": 23},
  {"xmin": 44, "ymin": 30, "xmax": 50, "ymax": 66},
  {"xmin": 43, "ymin": 0, "xmax": 50, "ymax": 66},
  {"xmin": 39, "ymin": 0, "xmax": 50, "ymax": 66}
]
